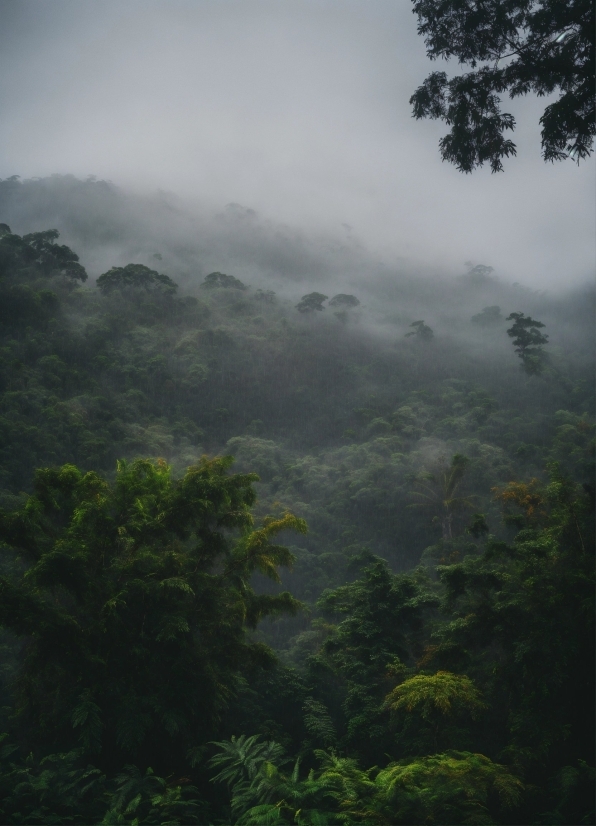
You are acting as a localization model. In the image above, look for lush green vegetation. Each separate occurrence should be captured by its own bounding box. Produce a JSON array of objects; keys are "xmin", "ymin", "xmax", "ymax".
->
[{"xmin": 0, "ymin": 187, "xmax": 593, "ymax": 823}]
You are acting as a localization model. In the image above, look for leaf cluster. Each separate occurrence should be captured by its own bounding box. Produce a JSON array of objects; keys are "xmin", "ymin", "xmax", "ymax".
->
[{"xmin": 411, "ymin": 0, "xmax": 595, "ymax": 170}]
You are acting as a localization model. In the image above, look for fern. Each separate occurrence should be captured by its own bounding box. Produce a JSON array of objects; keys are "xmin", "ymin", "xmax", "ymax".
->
[
  {"xmin": 210, "ymin": 734, "xmax": 286, "ymax": 786},
  {"xmin": 303, "ymin": 698, "xmax": 337, "ymax": 748}
]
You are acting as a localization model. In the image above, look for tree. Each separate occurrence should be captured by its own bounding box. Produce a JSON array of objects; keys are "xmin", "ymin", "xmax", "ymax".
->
[
  {"xmin": 96, "ymin": 263, "xmax": 177, "ymax": 295},
  {"xmin": 361, "ymin": 751, "xmax": 523, "ymax": 825},
  {"xmin": 295, "ymin": 292, "xmax": 328, "ymax": 313},
  {"xmin": 0, "ymin": 458, "xmax": 305, "ymax": 771},
  {"xmin": 471, "ymin": 305, "xmax": 502, "ymax": 325},
  {"xmin": 316, "ymin": 554, "xmax": 437, "ymax": 762},
  {"xmin": 466, "ymin": 513, "xmax": 490, "ymax": 539},
  {"xmin": 201, "ymin": 271, "xmax": 247, "ymax": 290},
  {"xmin": 405, "ymin": 320, "xmax": 434, "ymax": 341},
  {"xmin": 410, "ymin": 454, "xmax": 475, "ymax": 540},
  {"xmin": 506, "ymin": 311, "xmax": 548, "ymax": 374},
  {"xmin": 328, "ymin": 294, "xmax": 360, "ymax": 308},
  {"xmin": 0, "ymin": 227, "xmax": 87, "ymax": 283},
  {"xmin": 430, "ymin": 464, "xmax": 594, "ymax": 809},
  {"xmin": 463, "ymin": 264, "xmax": 494, "ymax": 283},
  {"xmin": 210, "ymin": 739, "xmax": 523, "ymax": 826},
  {"xmin": 254, "ymin": 288, "xmax": 276, "ymax": 303},
  {"xmin": 385, "ymin": 671, "xmax": 486, "ymax": 752},
  {"xmin": 410, "ymin": 0, "xmax": 595, "ymax": 171}
]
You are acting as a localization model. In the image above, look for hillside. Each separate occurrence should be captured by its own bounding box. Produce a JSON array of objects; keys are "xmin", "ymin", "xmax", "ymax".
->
[{"xmin": 0, "ymin": 176, "xmax": 593, "ymax": 825}]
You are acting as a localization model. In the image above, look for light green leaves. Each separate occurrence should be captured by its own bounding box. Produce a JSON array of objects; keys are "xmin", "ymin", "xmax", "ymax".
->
[
  {"xmin": 385, "ymin": 671, "xmax": 486, "ymax": 720},
  {"xmin": 210, "ymin": 734, "xmax": 286, "ymax": 787}
]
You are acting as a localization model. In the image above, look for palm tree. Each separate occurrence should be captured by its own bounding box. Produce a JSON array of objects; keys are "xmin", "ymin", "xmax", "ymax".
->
[{"xmin": 410, "ymin": 454, "xmax": 475, "ymax": 540}]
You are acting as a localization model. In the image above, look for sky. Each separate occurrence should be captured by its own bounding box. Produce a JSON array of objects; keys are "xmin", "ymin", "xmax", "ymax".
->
[{"xmin": 0, "ymin": 0, "xmax": 594, "ymax": 289}]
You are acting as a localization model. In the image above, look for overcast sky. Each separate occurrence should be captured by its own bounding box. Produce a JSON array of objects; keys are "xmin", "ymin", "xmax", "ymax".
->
[{"xmin": 0, "ymin": 0, "xmax": 594, "ymax": 289}]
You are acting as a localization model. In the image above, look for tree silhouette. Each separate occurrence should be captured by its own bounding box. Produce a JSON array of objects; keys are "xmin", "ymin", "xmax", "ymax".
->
[
  {"xmin": 295, "ymin": 292, "xmax": 328, "ymax": 313},
  {"xmin": 411, "ymin": 0, "xmax": 595, "ymax": 171},
  {"xmin": 97, "ymin": 263, "xmax": 177, "ymax": 295},
  {"xmin": 406, "ymin": 320, "xmax": 434, "ymax": 341},
  {"xmin": 201, "ymin": 271, "xmax": 247, "ymax": 290},
  {"xmin": 410, "ymin": 454, "xmax": 475, "ymax": 540},
  {"xmin": 506, "ymin": 311, "xmax": 549, "ymax": 374}
]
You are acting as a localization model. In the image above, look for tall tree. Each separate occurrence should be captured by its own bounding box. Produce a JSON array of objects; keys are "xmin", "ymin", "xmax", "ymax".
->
[
  {"xmin": 97, "ymin": 263, "xmax": 177, "ymax": 295},
  {"xmin": 0, "ymin": 457, "xmax": 304, "ymax": 773},
  {"xmin": 410, "ymin": 454, "xmax": 475, "ymax": 540},
  {"xmin": 506, "ymin": 311, "xmax": 548, "ymax": 374},
  {"xmin": 410, "ymin": 0, "xmax": 595, "ymax": 171}
]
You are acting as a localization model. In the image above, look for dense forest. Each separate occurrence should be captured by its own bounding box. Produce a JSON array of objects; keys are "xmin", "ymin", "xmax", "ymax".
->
[{"xmin": 0, "ymin": 176, "xmax": 593, "ymax": 824}]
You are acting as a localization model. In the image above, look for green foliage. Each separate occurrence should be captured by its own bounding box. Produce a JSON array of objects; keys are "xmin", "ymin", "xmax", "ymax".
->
[
  {"xmin": 211, "ymin": 740, "xmax": 340, "ymax": 825},
  {"xmin": 0, "ymin": 227, "xmax": 86, "ymax": 334},
  {"xmin": 466, "ymin": 513, "xmax": 489, "ymax": 539},
  {"xmin": 315, "ymin": 555, "xmax": 437, "ymax": 761},
  {"xmin": 0, "ymin": 457, "xmax": 303, "ymax": 769},
  {"xmin": 103, "ymin": 763, "xmax": 206, "ymax": 824},
  {"xmin": 365, "ymin": 751, "xmax": 523, "ymax": 825},
  {"xmin": 0, "ymin": 210, "xmax": 592, "ymax": 823},
  {"xmin": 430, "ymin": 465, "xmax": 594, "ymax": 800},
  {"xmin": 385, "ymin": 672, "xmax": 486, "ymax": 753},
  {"xmin": 411, "ymin": 0, "xmax": 595, "ymax": 170},
  {"xmin": 202, "ymin": 271, "xmax": 247, "ymax": 290},
  {"xmin": 386, "ymin": 671, "xmax": 485, "ymax": 720},
  {"xmin": 0, "ymin": 226, "xmax": 87, "ymax": 284},
  {"xmin": 303, "ymin": 698, "xmax": 337, "ymax": 749},
  {"xmin": 211, "ymin": 743, "xmax": 523, "ymax": 826},
  {"xmin": 0, "ymin": 739, "xmax": 208, "ymax": 825},
  {"xmin": 506, "ymin": 311, "xmax": 549, "ymax": 374},
  {"xmin": 96, "ymin": 264, "xmax": 178, "ymax": 296},
  {"xmin": 410, "ymin": 454, "xmax": 475, "ymax": 540},
  {"xmin": 210, "ymin": 734, "xmax": 286, "ymax": 788},
  {"xmin": 296, "ymin": 293, "xmax": 328, "ymax": 313}
]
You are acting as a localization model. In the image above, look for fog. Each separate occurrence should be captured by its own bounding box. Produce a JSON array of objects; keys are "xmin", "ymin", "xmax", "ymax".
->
[{"xmin": 0, "ymin": 0, "xmax": 594, "ymax": 290}]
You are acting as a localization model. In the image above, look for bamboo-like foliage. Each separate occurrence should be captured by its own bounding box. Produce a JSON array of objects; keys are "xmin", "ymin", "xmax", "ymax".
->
[{"xmin": 0, "ymin": 456, "xmax": 305, "ymax": 771}]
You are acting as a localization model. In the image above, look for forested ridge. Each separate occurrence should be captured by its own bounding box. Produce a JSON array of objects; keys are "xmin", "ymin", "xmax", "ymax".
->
[{"xmin": 0, "ymin": 176, "xmax": 593, "ymax": 824}]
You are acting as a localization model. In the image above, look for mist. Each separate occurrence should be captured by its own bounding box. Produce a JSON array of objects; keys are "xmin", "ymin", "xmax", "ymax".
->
[
  {"xmin": 0, "ymin": 0, "xmax": 594, "ymax": 289},
  {"xmin": 0, "ymin": 5, "xmax": 594, "ymax": 820}
]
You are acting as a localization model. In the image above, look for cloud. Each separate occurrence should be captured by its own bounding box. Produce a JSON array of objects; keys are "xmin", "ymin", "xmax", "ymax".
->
[{"xmin": 0, "ymin": 0, "xmax": 593, "ymax": 289}]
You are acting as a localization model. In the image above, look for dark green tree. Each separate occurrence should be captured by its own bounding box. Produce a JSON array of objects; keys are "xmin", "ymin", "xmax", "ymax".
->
[
  {"xmin": 315, "ymin": 555, "xmax": 437, "ymax": 762},
  {"xmin": 427, "ymin": 466, "xmax": 595, "ymax": 823},
  {"xmin": 96, "ymin": 263, "xmax": 177, "ymax": 295},
  {"xmin": 410, "ymin": 454, "xmax": 475, "ymax": 540},
  {"xmin": 506, "ymin": 311, "xmax": 548, "ymax": 374},
  {"xmin": 405, "ymin": 320, "xmax": 434, "ymax": 341},
  {"xmin": 0, "ymin": 226, "xmax": 87, "ymax": 283},
  {"xmin": 463, "ymin": 264, "xmax": 494, "ymax": 283},
  {"xmin": 410, "ymin": 0, "xmax": 595, "ymax": 171},
  {"xmin": 466, "ymin": 513, "xmax": 490, "ymax": 539},
  {"xmin": 296, "ymin": 292, "xmax": 328, "ymax": 313},
  {"xmin": 201, "ymin": 271, "xmax": 247, "ymax": 290},
  {"xmin": 0, "ymin": 458, "xmax": 304, "ymax": 773},
  {"xmin": 384, "ymin": 670, "xmax": 486, "ymax": 753}
]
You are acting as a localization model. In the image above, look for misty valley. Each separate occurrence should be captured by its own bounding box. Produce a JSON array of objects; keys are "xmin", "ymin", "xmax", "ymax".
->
[{"xmin": 0, "ymin": 175, "xmax": 593, "ymax": 825}]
